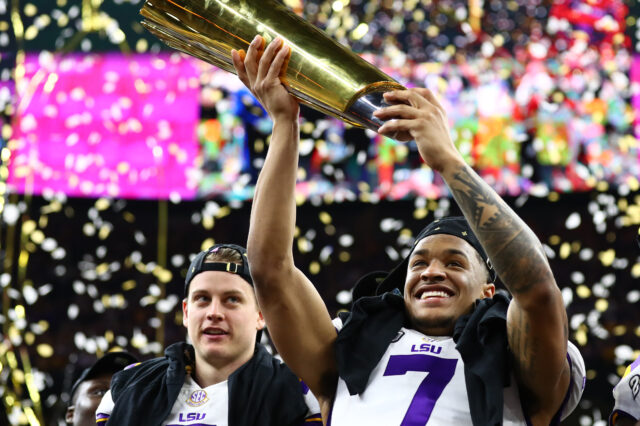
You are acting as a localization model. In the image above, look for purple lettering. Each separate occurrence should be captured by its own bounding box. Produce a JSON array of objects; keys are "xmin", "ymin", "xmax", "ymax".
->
[
  {"xmin": 178, "ymin": 413, "xmax": 206, "ymax": 422},
  {"xmin": 410, "ymin": 344, "xmax": 442, "ymax": 354},
  {"xmin": 383, "ymin": 354, "xmax": 457, "ymax": 425}
]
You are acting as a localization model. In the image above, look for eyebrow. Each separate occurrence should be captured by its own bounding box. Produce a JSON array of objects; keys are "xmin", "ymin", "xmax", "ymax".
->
[
  {"xmin": 190, "ymin": 288, "xmax": 246, "ymax": 299},
  {"xmin": 221, "ymin": 289, "xmax": 245, "ymax": 297},
  {"xmin": 411, "ymin": 248, "xmax": 470, "ymax": 260}
]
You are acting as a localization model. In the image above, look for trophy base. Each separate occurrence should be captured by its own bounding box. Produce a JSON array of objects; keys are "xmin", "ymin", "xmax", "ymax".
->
[
  {"xmin": 344, "ymin": 91, "xmax": 390, "ymax": 132},
  {"xmin": 291, "ymin": 88, "xmax": 394, "ymax": 133}
]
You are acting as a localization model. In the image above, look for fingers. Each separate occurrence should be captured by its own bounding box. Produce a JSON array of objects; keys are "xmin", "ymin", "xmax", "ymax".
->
[
  {"xmin": 373, "ymin": 103, "xmax": 419, "ymax": 121},
  {"xmin": 236, "ymin": 35, "xmax": 290, "ymax": 90},
  {"xmin": 258, "ymin": 37, "xmax": 291, "ymax": 81},
  {"xmin": 271, "ymin": 42, "xmax": 291, "ymax": 81},
  {"xmin": 377, "ymin": 119, "xmax": 414, "ymax": 142},
  {"xmin": 382, "ymin": 89, "xmax": 426, "ymax": 108},
  {"xmin": 381, "ymin": 88, "xmax": 444, "ymax": 113},
  {"xmin": 231, "ymin": 49, "xmax": 249, "ymax": 85},
  {"xmin": 244, "ymin": 35, "xmax": 265, "ymax": 81},
  {"xmin": 256, "ymin": 37, "xmax": 279, "ymax": 81},
  {"xmin": 413, "ymin": 88, "xmax": 446, "ymax": 114}
]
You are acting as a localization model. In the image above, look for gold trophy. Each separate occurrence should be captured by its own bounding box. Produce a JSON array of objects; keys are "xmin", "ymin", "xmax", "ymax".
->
[{"xmin": 140, "ymin": 0, "xmax": 405, "ymax": 131}]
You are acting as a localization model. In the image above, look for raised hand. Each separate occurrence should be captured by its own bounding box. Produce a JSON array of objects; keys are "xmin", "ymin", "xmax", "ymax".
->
[
  {"xmin": 374, "ymin": 88, "xmax": 461, "ymax": 173},
  {"xmin": 231, "ymin": 35, "xmax": 300, "ymax": 123}
]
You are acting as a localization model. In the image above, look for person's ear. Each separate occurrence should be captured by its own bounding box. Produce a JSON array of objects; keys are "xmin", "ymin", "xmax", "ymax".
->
[
  {"xmin": 65, "ymin": 406, "xmax": 75, "ymax": 424},
  {"xmin": 256, "ymin": 310, "xmax": 266, "ymax": 331},
  {"xmin": 182, "ymin": 298, "xmax": 189, "ymax": 328},
  {"xmin": 481, "ymin": 283, "xmax": 495, "ymax": 298}
]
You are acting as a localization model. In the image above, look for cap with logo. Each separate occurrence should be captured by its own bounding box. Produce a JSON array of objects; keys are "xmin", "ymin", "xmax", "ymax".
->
[{"xmin": 184, "ymin": 243, "xmax": 253, "ymax": 296}]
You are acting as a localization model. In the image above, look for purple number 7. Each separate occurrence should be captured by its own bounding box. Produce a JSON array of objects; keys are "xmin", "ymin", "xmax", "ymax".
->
[{"xmin": 383, "ymin": 354, "xmax": 458, "ymax": 426}]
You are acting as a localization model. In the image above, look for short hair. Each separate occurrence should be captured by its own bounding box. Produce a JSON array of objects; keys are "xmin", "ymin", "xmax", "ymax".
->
[{"xmin": 204, "ymin": 247, "xmax": 243, "ymax": 264}]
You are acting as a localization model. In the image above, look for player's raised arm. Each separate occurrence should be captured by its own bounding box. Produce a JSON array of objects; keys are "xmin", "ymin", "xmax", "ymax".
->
[
  {"xmin": 232, "ymin": 36, "xmax": 338, "ymax": 407},
  {"xmin": 376, "ymin": 88, "xmax": 570, "ymax": 424}
]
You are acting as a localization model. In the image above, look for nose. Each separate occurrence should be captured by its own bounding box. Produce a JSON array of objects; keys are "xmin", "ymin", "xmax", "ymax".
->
[
  {"xmin": 420, "ymin": 261, "xmax": 446, "ymax": 282},
  {"xmin": 206, "ymin": 299, "xmax": 225, "ymax": 321}
]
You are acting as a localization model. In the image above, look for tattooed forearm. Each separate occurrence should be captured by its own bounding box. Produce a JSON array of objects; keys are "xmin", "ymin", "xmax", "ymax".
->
[
  {"xmin": 508, "ymin": 305, "xmax": 548, "ymax": 415},
  {"xmin": 508, "ymin": 303, "xmax": 571, "ymax": 418},
  {"xmin": 444, "ymin": 163, "xmax": 553, "ymax": 295},
  {"xmin": 448, "ymin": 163, "xmax": 519, "ymax": 243},
  {"xmin": 508, "ymin": 308, "xmax": 535, "ymax": 377}
]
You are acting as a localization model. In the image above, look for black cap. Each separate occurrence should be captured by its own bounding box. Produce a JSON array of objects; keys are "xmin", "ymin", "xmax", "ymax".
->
[
  {"xmin": 185, "ymin": 244, "xmax": 252, "ymax": 296},
  {"xmin": 376, "ymin": 216, "xmax": 496, "ymax": 295},
  {"xmin": 69, "ymin": 351, "xmax": 138, "ymax": 402}
]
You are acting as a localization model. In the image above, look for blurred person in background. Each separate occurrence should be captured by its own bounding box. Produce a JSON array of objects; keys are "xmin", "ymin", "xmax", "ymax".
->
[
  {"xmin": 65, "ymin": 351, "xmax": 137, "ymax": 426},
  {"xmin": 610, "ymin": 354, "xmax": 640, "ymax": 426},
  {"xmin": 609, "ymin": 232, "xmax": 640, "ymax": 426}
]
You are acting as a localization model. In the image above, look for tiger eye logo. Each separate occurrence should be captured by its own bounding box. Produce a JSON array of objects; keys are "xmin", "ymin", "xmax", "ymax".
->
[
  {"xmin": 629, "ymin": 375, "xmax": 639, "ymax": 400},
  {"xmin": 186, "ymin": 390, "xmax": 209, "ymax": 407}
]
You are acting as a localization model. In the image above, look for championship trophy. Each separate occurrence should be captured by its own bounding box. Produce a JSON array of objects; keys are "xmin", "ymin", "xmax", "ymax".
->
[{"xmin": 139, "ymin": 0, "xmax": 405, "ymax": 131}]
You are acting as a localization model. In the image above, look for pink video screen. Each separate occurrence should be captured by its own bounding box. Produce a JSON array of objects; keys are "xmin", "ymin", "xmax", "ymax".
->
[{"xmin": 8, "ymin": 53, "xmax": 201, "ymax": 200}]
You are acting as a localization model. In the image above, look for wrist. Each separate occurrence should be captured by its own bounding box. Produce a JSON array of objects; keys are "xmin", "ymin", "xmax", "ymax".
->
[
  {"xmin": 272, "ymin": 116, "xmax": 299, "ymax": 129},
  {"xmin": 435, "ymin": 152, "xmax": 467, "ymax": 176}
]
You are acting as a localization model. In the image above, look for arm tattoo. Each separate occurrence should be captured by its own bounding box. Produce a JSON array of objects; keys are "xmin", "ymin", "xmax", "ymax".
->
[
  {"xmin": 508, "ymin": 306, "xmax": 571, "ymax": 415},
  {"xmin": 446, "ymin": 164, "xmax": 553, "ymax": 295},
  {"xmin": 508, "ymin": 308, "xmax": 535, "ymax": 377},
  {"xmin": 448, "ymin": 164, "xmax": 570, "ymax": 416}
]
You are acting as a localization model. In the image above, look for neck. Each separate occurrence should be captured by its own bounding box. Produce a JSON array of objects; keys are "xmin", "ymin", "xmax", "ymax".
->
[
  {"xmin": 415, "ymin": 326, "xmax": 453, "ymax": 337},
  {"xmin": 410, "ymin": 317, "xmax": 455, "ymax": 337},
  {"xmin": 192, "ymin": 346, "xmax": 255, "ymax": 388}
]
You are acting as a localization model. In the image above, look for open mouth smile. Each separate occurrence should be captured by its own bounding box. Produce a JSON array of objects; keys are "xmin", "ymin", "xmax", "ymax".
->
[{"xmin": 415, "ymin": 286, "xmax": 454, "ymax": 301}]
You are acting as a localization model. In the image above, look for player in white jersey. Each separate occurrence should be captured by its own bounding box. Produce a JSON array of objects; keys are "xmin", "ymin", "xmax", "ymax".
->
[
  {"xmin": 329, "ymin": 315, "xmax": 584, "ymax": 425},
  {"xmin": 232, "ymin": 35, "xmax": 585, "ymax": 425},
  {"xmin": 610, "ymin": 354, "xmax": 640, "ymax": 426},
  {"xmin": 95, "ymin": 244, "xmax": 322, "ymax": 426}
]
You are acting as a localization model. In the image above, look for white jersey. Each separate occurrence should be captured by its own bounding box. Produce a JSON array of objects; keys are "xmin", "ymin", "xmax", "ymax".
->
[
  {"xmin": 610, "ymin": 354, "xmax": 640, "ymax": 425},
  {"xmin": 96, "ymin": 373, "xmax": 322, "ymax": 426},
  {"xmin": 97, "ymin": 375, "xmax": 229, "ymax": 426},
  {"xmin": 330, "ymin": 320, "xmax": 585, "ymax": 426}
]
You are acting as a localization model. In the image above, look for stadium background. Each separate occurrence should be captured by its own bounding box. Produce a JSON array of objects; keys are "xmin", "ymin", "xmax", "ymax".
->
[{"xmin": 1, "ymin": 0, "xmax": 640, "ymax": 424}]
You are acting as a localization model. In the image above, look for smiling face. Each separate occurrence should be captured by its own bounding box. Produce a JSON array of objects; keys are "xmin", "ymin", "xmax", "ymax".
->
[
  {"xmin": 182, "ymin": 270, "xmax": 265, "ymax": 370},
  {"xmin": 403, "ymin": 234, "xmax": 495, "ymax": 336}
]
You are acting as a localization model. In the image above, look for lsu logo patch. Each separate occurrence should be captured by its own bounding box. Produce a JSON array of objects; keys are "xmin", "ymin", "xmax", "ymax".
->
[
  {"xmin": 629, "ymin": 375, "xmax": 640, "ymax": 400},
  {"xmin": 186, "ymin": 390, "xmax": 209, "ymax": 407}
]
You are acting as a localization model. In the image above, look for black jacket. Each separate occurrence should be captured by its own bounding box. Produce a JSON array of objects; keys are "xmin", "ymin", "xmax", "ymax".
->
[{"xmin": 107, "ymin": 342, "xmax": 308, "ymax": 426}]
